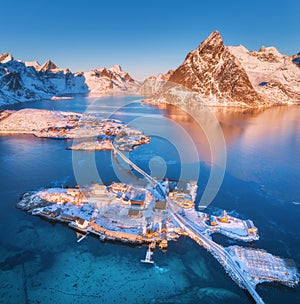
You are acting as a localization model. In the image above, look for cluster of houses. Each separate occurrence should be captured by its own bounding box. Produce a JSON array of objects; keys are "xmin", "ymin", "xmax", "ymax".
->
[
  {"xmin": 109, "ymin": 183, "xmax": 153, "ymax": 210},
  {"xmin": 21, "ymin": 179, "xmax": 202, "ymax": 253},
  {"xmin": 114, "ymin": 128, "xmax": 150, "ymax": 151},
  {"xmin": 203, "ymin": 210, "xmax": 258, "ymax": 238},
  {"xmin": 23, "ymin": 112, "xmax": 150, "ymax": 150},
  {"xmin": 168, "ymin": 180, "xmax": 197, "ymax": 209}
]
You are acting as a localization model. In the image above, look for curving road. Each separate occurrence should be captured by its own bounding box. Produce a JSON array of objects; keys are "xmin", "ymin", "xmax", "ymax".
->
[{"xmin": 112, "ymin": 144, "xmax": 265, "ymax": 304}]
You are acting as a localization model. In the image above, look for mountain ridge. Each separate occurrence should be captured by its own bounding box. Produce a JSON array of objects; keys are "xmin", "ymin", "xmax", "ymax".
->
[
  {"xmin": 141, "ymin": 31, "xmax": 300, "ymax": 107},
  {"xmin": 1, "ymin": 31, "xmax": 300, "ymax": 108},
  {"xmin": 0, "ymin": 53, "xmax": 139, "ymax": 106}
]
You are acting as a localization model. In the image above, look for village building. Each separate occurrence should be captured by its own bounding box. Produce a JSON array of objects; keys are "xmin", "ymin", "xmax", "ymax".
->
[
  {"xmin": 154, "ymin": 200, "xmax": 167, "ymax": 211},
  {"xmin": 61, "ymin": 213, "xmax": 74, "ymax": 221},
  {"xmin": 127, "ymin": 209, "xmax": 141, "ymax": 219},
  {"xmin": 245, "ymin": 220, "xmax": 258, "ymax": 234},
  {"xmin": 92, "ymin": 184, "xmax": 108, "ymax": 195},
  {"xmin": 75, "ymin": 217, "xmax": 89, "ymax": 229}
]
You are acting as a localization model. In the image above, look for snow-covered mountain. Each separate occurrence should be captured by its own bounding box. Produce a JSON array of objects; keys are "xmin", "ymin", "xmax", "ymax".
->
[
  {"xmin": 2, "ymin": 32, "xmax": 299, "ymax": 108},
  {"xmin": 141, "ymin": 31, "xmax": 300, "ymax": 107},
  {"xmin": 84, "ymin": 64, "xmax": 140, "ymax": 95},
  {"xmin": 0, "ymin": 54, "xmax": 139, "ymax": 107},
  {"xmin": 0, "ymin": 53, "xmax": 88, "ymax": 106},
  {"xmin": 140, "ymin": 70, "xmax": 174, "ymax": 96}
]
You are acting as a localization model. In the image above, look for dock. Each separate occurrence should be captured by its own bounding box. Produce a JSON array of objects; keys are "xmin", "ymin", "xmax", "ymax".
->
[
  {"xmin": 77, "ymin": 232, "xmax": 90, "ymax": 243},
  {"xmin": 141, "ymin": 245, "xmax": 154, "ymax": 264}
]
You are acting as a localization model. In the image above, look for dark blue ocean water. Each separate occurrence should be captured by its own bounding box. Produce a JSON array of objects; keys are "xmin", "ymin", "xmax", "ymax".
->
[{"xmin": 0, "ymin": 96, "xmax": 299, "ymax": 303}]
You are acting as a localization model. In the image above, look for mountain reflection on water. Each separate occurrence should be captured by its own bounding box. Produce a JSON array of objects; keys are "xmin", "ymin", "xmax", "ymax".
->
[{"xmin": 158, "ymin": 103, "xmax": 300, "ymax": 201}]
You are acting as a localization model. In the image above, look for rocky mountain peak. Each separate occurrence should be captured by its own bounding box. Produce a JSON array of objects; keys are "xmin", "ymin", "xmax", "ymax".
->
[
  {"xmin": 0, "ymin": 53, "xmax": 14, "ymax": 63},
  {"xmin": 198, "ymin": 30, "xmax": 223, "ymax": 49},
  {"xmin": 141, "ymin": 30, "xmax": 300, "ymax": 107},
  {"xmin": 184, "ymin": 30, "xmax": 224, "ymax": 63},
  {"xmin": 249, "ymin": 46, "xmax": 283, "ymax": 63},
  {"xmin": 166, "ymin": 30, "xmax": 263, "ymax": 105},
  {"xmin": 110, "ymin": 64, "xmax": 122, "ymax": 73},
  {"xmin": 25, "ymin": 61, "xmax": 41, "ymax": 70},
  {"xmin": 39, "ymin": 60, "xmax": 58, "ymax": 71},
  {"xmin": 259, "ymin": 46, "xmax": 280, "ymax": 54}
]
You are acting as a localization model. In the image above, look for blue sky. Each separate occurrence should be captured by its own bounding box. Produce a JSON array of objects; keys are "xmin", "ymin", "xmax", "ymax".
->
[{"xmin": 0, "ymin": 0, "xmax": 299, "ymax": 79}]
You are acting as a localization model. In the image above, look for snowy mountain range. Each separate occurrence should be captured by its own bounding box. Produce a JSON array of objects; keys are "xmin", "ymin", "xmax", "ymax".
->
[
  {"xmin": 1, "ymin": 31, "xmax": 299, "ymax": 108},
  {"xmin": 141, "ymin": 31, "xmax": 300, "ymax": 107},
  {"xmin": 0, "ymin": 53, "xmax": 139, "ymax": 106}
]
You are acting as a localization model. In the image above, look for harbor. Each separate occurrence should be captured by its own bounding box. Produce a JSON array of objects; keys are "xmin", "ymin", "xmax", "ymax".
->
[
  {"xmin": 17, "ymin": 175, "xmax": 299, "ymax": 304},
  {"xmin": 16, "ymin": 139, "xmax": 299, "ymax": 304}
]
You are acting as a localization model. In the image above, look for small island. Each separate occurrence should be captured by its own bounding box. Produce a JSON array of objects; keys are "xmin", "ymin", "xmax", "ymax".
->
[
  {"xmin": 0, "ymin": 108, "xmax": 150, "ymax": 151},
  {"xmin": 17, "ymin": 180, "xmax": 261, "ymax": 248}
]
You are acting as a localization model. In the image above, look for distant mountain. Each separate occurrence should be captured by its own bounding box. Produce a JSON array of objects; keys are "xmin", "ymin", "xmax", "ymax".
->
[
  {"xmin": 39, "ymin": 59, "xmax": 59, "ymax": 72},
  {"xmin": 84, "ymin": 64, "xmax": 140, "ymax": 95},
  {"xmin": 140, "ymin": 70, "xmax": 174, "ymax": 96},
  {"xmin": 0, "ymin": 54, "xmax": 88, "ymax": 106},
  {"xmin": 2, "ymin": 33, "xmax": 299, "ymax": 108},
  {"xmin": 0, "ymin": 53, "xmax": 13, "ymax": 63},
  {"xmin": 25, "ymin": 60, "xmax": 41, "ymax": 70},
  {"xmin": 141, "ymin": 31, "xmax": 300, "ymax": 107},
  {"xmin": 0, "ymin": 54, "xmax": 139, "ymax": 107}
]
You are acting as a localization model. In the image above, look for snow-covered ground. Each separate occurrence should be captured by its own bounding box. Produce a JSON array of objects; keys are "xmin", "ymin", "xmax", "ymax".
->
[
  {"xmin": 184, "ymin": 208, "xmax": 259, "ymax": 241},
  {"xmin": 229, "ymin": 45, "xmax": 300, "ymax": 104},
  {"xmin": 0, "ymin": 109, "xmax": 82, "ymax": 134},
  {"xmin": 228, "ymin": 246, "xmax": 299, "ymax": 287},
  {"xmin": 0, "ymin": 109, "xmax": 149, "ymax": 149}
]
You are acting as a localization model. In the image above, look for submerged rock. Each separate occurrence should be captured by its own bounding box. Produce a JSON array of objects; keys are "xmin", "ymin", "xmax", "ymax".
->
[
  {"xmin": 0, "ymin": 251, "xmax": 36, "ymax": 270},
  {"xmin": 196, "ymin": 287, "xmax": 240, "ymax": 302}
]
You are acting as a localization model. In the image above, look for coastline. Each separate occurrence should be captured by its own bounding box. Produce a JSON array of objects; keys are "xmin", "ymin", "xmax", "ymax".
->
[{"xmin": 141, "ymin": 97, "xmax": 300, "ymax": 109}]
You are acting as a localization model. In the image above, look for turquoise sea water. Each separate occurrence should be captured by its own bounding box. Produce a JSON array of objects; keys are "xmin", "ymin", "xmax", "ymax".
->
[{"xmin": 0, "ymin": 96, "xmax": 299, "ymax": 303}]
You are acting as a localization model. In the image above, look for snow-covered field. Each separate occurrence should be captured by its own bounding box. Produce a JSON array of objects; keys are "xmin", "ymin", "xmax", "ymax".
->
[
  {"xmin": 0, "ymin": 108, "xmax": 81, "ymax": 134},
  {"xmin": 228, "ymin": 246, "xmax": 299, "ymax": 287},
  {"xmin": 0, "ymin": 109, "xmax": 149, "ymax": 150}
]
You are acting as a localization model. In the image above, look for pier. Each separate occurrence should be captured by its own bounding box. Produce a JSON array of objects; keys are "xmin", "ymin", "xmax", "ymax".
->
[
  {"xmin": 141, "ymin": 245, "xmax": 155, "ymax": 264},
  {"xmin": 77, "ymin": 232, "xmax": 90, "ymax": 243}
]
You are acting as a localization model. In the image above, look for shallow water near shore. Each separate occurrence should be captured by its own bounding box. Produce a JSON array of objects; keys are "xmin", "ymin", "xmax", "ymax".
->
[{"xmin": 0, "ymin": 96, "xmax": 299, "ymax": 303}]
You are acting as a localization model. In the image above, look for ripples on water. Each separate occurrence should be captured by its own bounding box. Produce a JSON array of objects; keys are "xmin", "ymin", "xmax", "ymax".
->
[{"xmin": 0, "ymin": 96, "xmax": 299, "ymax": 303}]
